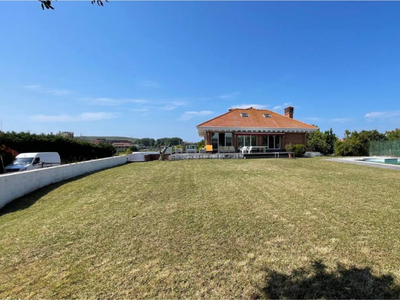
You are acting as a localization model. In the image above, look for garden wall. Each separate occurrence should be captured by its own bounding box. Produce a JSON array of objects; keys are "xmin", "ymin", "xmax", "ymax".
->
[{"xmin": 0, "ymin": 156, "xmax": 128, "ymax": 210}]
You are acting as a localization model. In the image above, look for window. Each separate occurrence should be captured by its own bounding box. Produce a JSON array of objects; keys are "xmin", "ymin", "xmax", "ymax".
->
[
  {"xmin": 245, "ymin": 135, "xmax": 251, "ymax": 146},
  {"xmin": 269, "ymin": 136, "xmax": 275, "ymax": 149},
  {"xmin": 251, "ymin": 135, "xmax": 257, "ymax": 146},
  {"xmin": 219, "ymin": 133, "xmax": 225, "ymax": 146},
  {"xmin": 212, "ymin": 133, "xmax": 218, "ymax": 150},
  {"xmin": 240, "ymin": 113, "xmax": 249, "ymax": 117},
  {"xmin": 274, "ymin": 135, "xmax": 281, "ymax": 149},
  {"xmin": 238, "ymin": 135, "xmax": 257, "ymax": 147},
  {"xmin": 261, "ymin": 135, "xmax": 282, "ymax": 149},
  {"xmin": 263, "ymin": 114, "xmax": 271, "ymax": 118},
  {"xmin": 238, "ymin": 136, "xmax": 244, "ymax": 148},
  {"xmin": 225, "ymin": 133, "xmax": 232, "ymax": 146},
  {"xmin": 262, "ymin": 136, "xmax": 268, "ymax": 146}
]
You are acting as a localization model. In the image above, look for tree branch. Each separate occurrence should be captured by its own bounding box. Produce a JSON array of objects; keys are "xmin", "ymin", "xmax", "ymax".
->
[{"xmin": 39, "ymin": 0, "xmax": 109, "ymax": 10}]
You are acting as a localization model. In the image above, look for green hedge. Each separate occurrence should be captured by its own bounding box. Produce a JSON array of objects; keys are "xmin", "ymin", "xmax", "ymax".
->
[
  {"xmin": 0, "ymin": 131, "xmax": 116, "ymax": 163},
  {"xmin": 292, "ymin": 144, "xmax": 306, "ymax": 157}
]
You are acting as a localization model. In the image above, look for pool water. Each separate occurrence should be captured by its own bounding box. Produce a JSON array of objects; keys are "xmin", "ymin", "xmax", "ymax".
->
[{"xmin": 364, "ymin": 158, "xmax": 400, "ymax": 165}]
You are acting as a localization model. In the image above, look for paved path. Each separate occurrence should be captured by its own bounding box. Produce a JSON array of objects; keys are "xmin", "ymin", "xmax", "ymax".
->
[{"xmin": 325, "ymin": 157, "xmax": 400, "ymax": 171}]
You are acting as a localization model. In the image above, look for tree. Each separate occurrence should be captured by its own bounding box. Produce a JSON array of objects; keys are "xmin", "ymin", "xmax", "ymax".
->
[
  {"xmin": 196, "ymin": 139, "xmax": 205, "ymax": 151},
  {"xmin": 386, "ymin": 128, "xmax": 400, "ymax": 140},
  {"xmin": 335, "ymin": 130, "xmax": 369, "ymax": 156},
  {"xmin": 130, "ymin": 145, "xmax": 139, "ymax": 152},
  {"xmin": 155, "ymin": 137, "xmax": 183, "ymax": 147},
  {"xmin": 324, "ymin": 128, "xmax": 338, "ymax": 154},
  {"xmin": 307, "ymin": 128, "xmax": 337, "ymax": 155},
  {"xmin": 158, "ymin": 142, "xmax": 171, "ymax": 161},
  {"xmin": 359, "ymin": 130, "xmax": 387, "ymax": 141},
  {"xmin": 39, "ymin": 0, "xmax": 108, "ymax": 10},
  {"xmin": 139, "ymin": 138, "xmax": 156, "ymax": 148}
]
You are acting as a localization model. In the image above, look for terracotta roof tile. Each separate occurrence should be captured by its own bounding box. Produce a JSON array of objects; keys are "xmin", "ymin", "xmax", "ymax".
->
[{"xmin": 197, "ymin": 107, "xmax": 317, "ymax": 130}]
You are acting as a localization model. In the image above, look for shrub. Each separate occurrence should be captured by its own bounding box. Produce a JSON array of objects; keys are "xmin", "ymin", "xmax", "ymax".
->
[
  {"xmin": 121, "ymin": 148, "xmax": 133, "ymax": 155},
  {"xmin": 130, "ymin": 145, "xmax": 139, "ymax": 152},
  {"xmin": 285, "ymin": 143, "xmax": 294, "ymax": 152},
  {"xmin": 334, "ymin": 130, "xmax": 370, "ymax": 156},
  {"xmin": 196, "ymin": 139, "xmax": 205, "ymax": 151},
  {"xmin": 292, "ymin": 144, "xmax": 306, "ymax": 157},
  {"xmin": 335, "ymin": 139, "xmax": 368, "ymax": 156}
]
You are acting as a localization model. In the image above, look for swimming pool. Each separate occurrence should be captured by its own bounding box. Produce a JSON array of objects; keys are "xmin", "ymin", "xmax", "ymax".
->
[{"xmin": 363, "ymin": 158, "xmax": 400, "ymax": 165}]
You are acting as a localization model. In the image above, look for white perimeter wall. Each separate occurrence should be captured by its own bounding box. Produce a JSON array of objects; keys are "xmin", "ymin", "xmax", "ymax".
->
[{"xmin": 0, "ymin": 156, "xmax": 128, "ymax": 210}]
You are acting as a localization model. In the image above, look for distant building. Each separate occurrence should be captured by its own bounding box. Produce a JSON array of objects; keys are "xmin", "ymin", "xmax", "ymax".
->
[
  {"xmin": 112, "ymin": 142, "xmax": 132, "ymax": 153},
  {"xmin": 91, "ymin": 139, "xmax": 107, "ymax": 145},
  {"xmin": 58, "ymin": 131, "xmax": 74, "ymax": 138}
]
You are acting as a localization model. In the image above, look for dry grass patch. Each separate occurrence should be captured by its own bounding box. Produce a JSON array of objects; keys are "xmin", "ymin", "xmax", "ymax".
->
[{"xmin": 0, "ymin": 159, "xmax": 400, "ymax": 298}]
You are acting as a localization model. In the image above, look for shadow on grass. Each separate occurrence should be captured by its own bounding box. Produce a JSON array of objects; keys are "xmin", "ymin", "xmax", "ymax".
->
[
  {"xmin": 0, "ymin": 173, "xmax": 92, "ymax": 217},
  {"xmin": 255, "ymin": 260, "xmax": 400, "ymax": 299}
]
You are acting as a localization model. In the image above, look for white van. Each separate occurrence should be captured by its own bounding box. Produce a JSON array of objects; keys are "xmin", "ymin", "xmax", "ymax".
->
[{"xmin": 5, "ymin": 152, "xmax": 61, "ymax": 173}]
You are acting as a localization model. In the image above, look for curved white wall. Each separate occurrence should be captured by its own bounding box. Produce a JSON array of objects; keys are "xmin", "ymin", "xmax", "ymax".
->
[{"xmin": 0, "ymin": 156, "xmax": 128, "ymax": 210}]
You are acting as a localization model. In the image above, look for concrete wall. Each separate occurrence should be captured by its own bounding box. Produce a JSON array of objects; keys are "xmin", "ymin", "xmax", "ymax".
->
[
  {"xmin": 127, "ymin": 152, "xmax": 147, "ymax": 162},
  {"xmin": 127, "ymin": 151, "xmax": 172, "ymax": 162},
  {"xmin": 0, "ymin": 156, "xmax": 128, "ymax": 210}
]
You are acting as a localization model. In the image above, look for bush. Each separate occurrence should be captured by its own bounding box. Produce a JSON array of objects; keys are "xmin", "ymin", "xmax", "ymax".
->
[
  {"xmin": 292, "ymin": 144, "xmax": 306, "ymax": 157},
  {"xmin": 121, "ymin": 148, "xmax": 133, "ymax": 155},
  {"xmin": 130, "ymin": 145, "xmax": 139, "ymax": 152},
  {"xmin": 285, "ymin": 143, "xmax": 294, "ymax": 152},
  {"xmin": 334, "ymin": 130, "xmax": 369, "ymax": 156},
  {"xmin": 196, "ymin": 139, "xmax": 205, "ymax": 151},
  {"xmin": 335, "ymin": 139, "xmax": 368, "ymax": 156},
  {"xmin": 306, "ymin": 128, "xmax": 338, "ymax": 155}
]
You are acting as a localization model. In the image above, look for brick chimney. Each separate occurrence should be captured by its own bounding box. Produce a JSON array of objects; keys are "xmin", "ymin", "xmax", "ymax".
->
[{"xmin": 284, "ymin": 106, "xmax": 294, "ymax": 118}]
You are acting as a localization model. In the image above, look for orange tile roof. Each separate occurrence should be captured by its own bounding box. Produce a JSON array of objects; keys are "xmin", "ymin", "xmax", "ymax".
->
[{"xmin": 197, "ymin": 107, "xmax": 318, "ymax": 130}]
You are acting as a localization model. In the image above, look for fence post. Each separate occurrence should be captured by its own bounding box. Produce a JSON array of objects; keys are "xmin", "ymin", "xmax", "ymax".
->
[{"xmin": 379, "ymin": 140, "xmax": 381, "ymax": 156}]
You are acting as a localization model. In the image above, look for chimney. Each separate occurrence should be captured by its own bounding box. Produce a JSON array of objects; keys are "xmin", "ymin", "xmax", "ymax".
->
[{"xmin": 284, "ymin": 106, "xmax": 294, "ymax": 118}]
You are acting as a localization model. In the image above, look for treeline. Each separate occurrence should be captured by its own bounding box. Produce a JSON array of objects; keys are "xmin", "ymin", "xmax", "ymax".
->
[
  {"xmin": 0, "ymin": 131, "xmax": 116, "ymax": 164},
  {"xmin": 335, "ymin": 129, "xmax": 400, "ymax": 156},
  {"xmin": 307, "ymin": 128, "xmax": 400, "ymax": 156},
  {"xmin": 135, "ymin": 137, "xmax": 183, "ymax": 147}
]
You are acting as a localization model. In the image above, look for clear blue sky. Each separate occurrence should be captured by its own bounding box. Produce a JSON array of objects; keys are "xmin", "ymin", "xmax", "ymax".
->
[{"xmin": 1, "ymin": 1, "xmax": 399, "ymax": 141}]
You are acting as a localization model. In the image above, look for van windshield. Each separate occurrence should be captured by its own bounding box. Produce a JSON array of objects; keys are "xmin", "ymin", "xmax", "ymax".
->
[{"xmin": 12, "ymin": 158, "xmax": 34, "ymax": 165}]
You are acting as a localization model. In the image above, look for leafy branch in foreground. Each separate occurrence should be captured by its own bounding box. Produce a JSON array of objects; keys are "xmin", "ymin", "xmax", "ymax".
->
[{"xmin": 39, "ymin": 0, "xmax": 108, "ymax": 10}]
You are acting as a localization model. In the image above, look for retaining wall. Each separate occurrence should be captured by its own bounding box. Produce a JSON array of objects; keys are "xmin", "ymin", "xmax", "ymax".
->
[{"xmin": 0, "ymin": 156, "xmax": 128, "ymax": 210}]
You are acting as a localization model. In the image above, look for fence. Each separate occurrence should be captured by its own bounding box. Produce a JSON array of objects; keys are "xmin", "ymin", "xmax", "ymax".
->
[{"xmin": 369, "ymin": 140, "xmax": 400, "ymax": 157}]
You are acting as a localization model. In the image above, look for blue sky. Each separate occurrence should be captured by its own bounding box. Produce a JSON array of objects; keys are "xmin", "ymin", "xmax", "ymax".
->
[{"xmin": 1, "ymin": 1, "xmax": 399, "ymax": 141}]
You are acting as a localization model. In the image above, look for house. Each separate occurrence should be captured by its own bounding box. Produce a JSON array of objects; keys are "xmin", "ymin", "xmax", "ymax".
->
[
  {"xmin": 58, "ymin": 131, "xmax": 74, "ymax": 138},
  {"xmin": 112, "ymin": 142, "xmax": 132, "ymax": 153},
  {"xmin": 196, "ymin": 106, "xmax": 318, "ymax": 152}
]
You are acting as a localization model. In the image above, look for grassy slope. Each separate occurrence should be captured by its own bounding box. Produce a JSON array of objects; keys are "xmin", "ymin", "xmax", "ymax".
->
[{"xmin": 0, "ymin": 159, "xmax": 400, "ymax": 298}]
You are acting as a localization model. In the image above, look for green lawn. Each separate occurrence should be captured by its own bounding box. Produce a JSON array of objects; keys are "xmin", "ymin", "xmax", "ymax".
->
[{"xmin": 1, "ymin": 159, "xmax": 400, "ymax": 298}]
